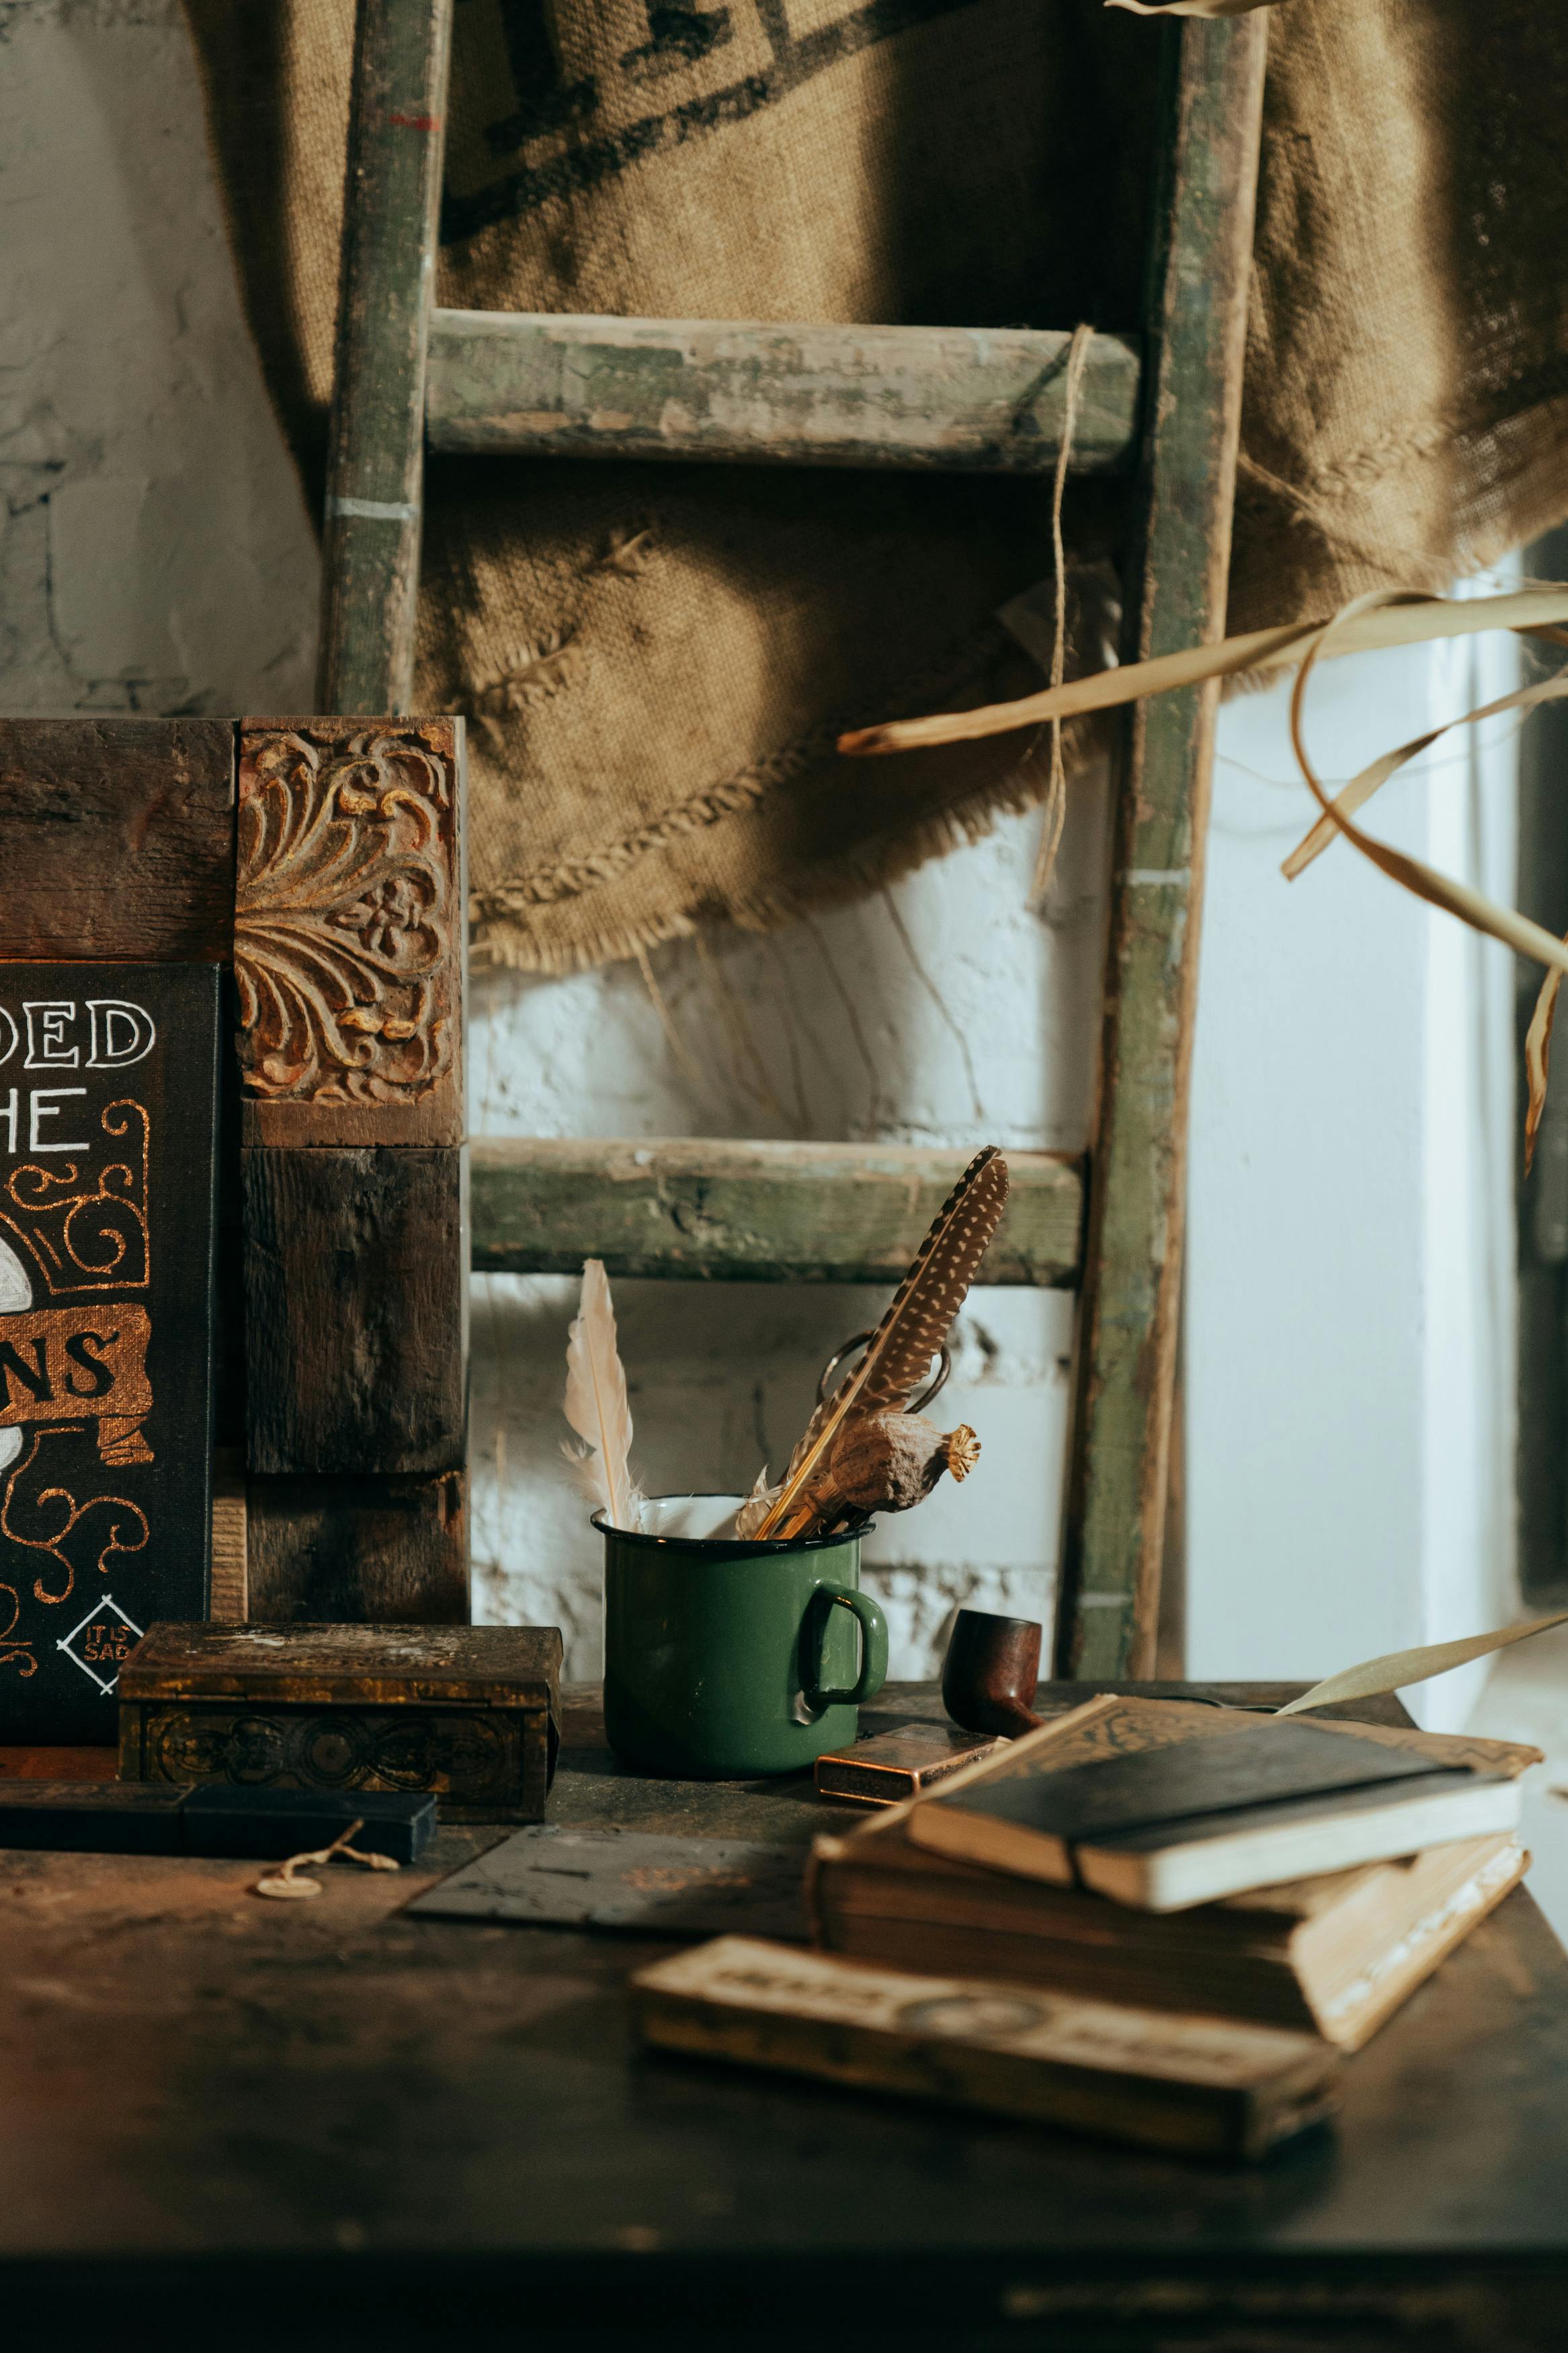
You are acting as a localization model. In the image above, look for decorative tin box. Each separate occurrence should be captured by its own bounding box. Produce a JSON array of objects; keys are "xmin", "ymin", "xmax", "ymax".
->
[{"xmin": 118, "ymin": 1623, "xmax": 561, "ymax": 1823}]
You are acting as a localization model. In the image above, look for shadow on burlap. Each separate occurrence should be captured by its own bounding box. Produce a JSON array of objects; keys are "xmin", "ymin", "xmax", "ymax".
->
[{"xmin": 185, "ymin": 0, "xmax": 1568, "ymax": 971}]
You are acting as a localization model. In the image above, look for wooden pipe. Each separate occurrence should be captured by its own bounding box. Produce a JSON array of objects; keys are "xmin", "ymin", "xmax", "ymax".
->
[{"xmin": 941, "ymin": 1608, "xmax": 1044, "ymax": 1737}]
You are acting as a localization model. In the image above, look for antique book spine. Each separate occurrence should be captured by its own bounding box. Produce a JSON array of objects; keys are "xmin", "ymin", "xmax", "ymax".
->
[{"xmin": 632, "ymin": 1936, "xmax": 1339, "ymax": 2161}]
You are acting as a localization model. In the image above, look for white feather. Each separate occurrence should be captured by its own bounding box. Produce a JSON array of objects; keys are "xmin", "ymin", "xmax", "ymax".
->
[
  {"xmin": 734, "ymin": 1464, "xmax": 780, "ymax": 1540},
  {"xmin": 562, "ymin": 1259, "xmax": 641, "ymax": 1531}
]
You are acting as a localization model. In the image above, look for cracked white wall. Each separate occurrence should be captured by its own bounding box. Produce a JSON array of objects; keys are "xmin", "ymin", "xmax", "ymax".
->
[
  {"xmin": 0, "ymin": 2, "xmax": 317, "ymax": 715},
  {"xmin": 1, "ymin": 0, "xmax": 1098, "ymax": 1679}
]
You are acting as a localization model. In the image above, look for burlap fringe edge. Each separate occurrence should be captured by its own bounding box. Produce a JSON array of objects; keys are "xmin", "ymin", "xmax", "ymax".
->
[{"xmin": 469, "ymin": 716, "xmax": 1098, "ymax": 975}]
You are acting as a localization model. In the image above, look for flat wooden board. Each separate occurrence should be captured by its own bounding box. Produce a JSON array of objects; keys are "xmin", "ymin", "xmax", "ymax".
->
[
  {"xmin": 243, "ymin": 1145, "xmax": 468, "ymax": 1474},
  {"xmin": 469, "ymin": 1138, "xmax": 1083, "ymax": 1285},
  {"xmin": 0, "ymin": 719, "xmax": 235, "ymax": 963},
  {"xmin": 426, "ymin": 311, "xmax": 1141, "ymax": 475},
  {"xmin": 410, "ymin": 1826, "xmax": 808, "ymax": 1938}
]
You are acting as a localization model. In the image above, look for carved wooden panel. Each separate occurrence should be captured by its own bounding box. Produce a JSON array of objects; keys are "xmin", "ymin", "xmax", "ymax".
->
[{"xmin": 235, "ymin": 717, "xmax": 466, "ymax": 1146}]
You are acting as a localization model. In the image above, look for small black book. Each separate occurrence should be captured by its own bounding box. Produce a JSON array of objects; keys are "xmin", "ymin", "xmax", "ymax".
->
[
  {"xmin": 906, "ymin": 1716, "xmax": 1520, "ymax": 1911},
  {"xmin": 0, "ymin": 1782, "xmax": 436, "ymax": 1862}
]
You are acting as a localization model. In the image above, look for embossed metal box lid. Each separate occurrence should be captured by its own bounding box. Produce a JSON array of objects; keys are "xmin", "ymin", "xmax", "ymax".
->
[{"xmin": 117, "ymin": 1622, "xmax": 562, "ymax": 1823}]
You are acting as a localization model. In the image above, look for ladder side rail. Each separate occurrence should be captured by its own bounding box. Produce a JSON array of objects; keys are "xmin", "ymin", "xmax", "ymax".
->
[
  {"xmin": 1055, "ymin": 14, "xmax": 1269, "ymax": 1679},
  {"xmin": 318, "ymin": 0, "xmax": 453, "ymax": 715}
]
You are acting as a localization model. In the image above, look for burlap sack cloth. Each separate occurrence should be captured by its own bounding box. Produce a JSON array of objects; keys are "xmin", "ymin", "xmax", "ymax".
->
[{"xmin": 185, "ymin": 0, "xmax": 1568, "ymax": 972}]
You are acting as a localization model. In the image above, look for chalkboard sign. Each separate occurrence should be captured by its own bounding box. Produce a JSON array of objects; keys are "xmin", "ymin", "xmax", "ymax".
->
[{"xmin": 0, "ymin": 965, "xmax": 219, "ymax": 1741}]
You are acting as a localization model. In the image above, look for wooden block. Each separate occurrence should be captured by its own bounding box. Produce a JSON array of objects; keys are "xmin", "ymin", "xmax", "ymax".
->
[
  {"xmin": 119, "ymin": 1622, "xmax": 557, "ymax": 1823},
  {"xmin": 426, "ymin": 311, "xmax": 1142, "ymax": 475},
  {"xmin": 469, "ymin": 1138, "xmax": 1083, "ymax": 1285},
  {"xmin": 242, "ymin": 1145, "xmax": 468, "ymax": 1475},
  {"xmin": 243, "ymin": 1470, "xmax": 468, "ymax": 1625},
  {"xmin": 208, "ymin": 1449, "xmax": 248, "ymax": 1620},
  {"xmin": 632, "ymin": 1936, "xmax": 1339, "ymax": 2161},
  {"xmin": 235, "ymin": 717, "xmax": 466, "ymax": 1148},
  {"xmin": 813, "ymin": 1726, "xmax": 1005, "ymax": 1808},
  {"xmin": 0, "ymin": 719, "xmax": 235, "ymax": 963}
]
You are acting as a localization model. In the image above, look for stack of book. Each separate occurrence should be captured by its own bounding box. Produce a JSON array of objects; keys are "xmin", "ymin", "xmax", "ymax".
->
[{"xmin": 807, "ymin": 1694, "xmax": 1538, "ymax": 2048}]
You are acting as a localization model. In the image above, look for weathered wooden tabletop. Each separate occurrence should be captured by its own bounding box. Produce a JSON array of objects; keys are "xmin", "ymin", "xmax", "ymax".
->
[{"xmin": 5, "ymin": 1681, "xmax": 1568, "ymax": 2352}]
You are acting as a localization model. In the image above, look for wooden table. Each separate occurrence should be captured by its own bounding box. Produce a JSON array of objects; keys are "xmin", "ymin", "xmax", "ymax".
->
[{"xmin": 5, "ymin": 1681, "xmax": 1568, "ymax": 2351}]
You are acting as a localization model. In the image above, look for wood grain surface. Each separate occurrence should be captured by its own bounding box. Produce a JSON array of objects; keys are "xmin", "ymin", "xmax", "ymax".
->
[
  {"xmin": 1, "ymin": 1683, "xmax": 1567, "ymax": 2352},
  {"xmin": 316, "ymin": 0, "xmax": 452, "ymax": 712},
  {"xmin": 0, "ymin": 719, "xmax": 235, "ymax": 962},
  {"xmin": 469, "ymin": 1138, "xmax": 1082, "ymax": 1285},
  {"xmin": 242, "ymin": 1145, "xmax": 468, "ymax": 1476},
  {"xmin": 426, "ymin": 311, "xmax": 1142, "ymax": 474},
  {"xmin": 1057, "ymin": 15, "xmax": 1269, "ymax": 1681},
  {"xmin": 244, "ymin": 1468, "xmax": 468, "ymax": 1624}
]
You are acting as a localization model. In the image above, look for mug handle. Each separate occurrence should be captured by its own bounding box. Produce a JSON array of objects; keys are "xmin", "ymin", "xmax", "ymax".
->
[{"xmin": 804, "ymin": 1584, "xmax": 889, "ymax": 1708}]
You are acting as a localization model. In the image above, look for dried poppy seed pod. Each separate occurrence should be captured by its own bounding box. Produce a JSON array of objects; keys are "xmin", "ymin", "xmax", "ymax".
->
[{"xmin": 798, "ymin": 1410, "xmax": 982, "ymax": 1525}]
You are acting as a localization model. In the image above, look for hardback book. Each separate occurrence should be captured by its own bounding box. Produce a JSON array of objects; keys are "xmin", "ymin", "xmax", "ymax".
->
[
  {"xmin": 900, "ymin": 1695, "xmax": 1532, "ymax": 1910},
  {"xmin": 0, "ymin": 965, "xmax": 220, "ymax": 1744},
  {"xmin": 809, "ymin": 1812, "xmax": 1529, "ymax": 2049},
  {"xmin": 632, "ymin": 1934, "xmax": 1340, "ymax": 2159},
  {"xmin": 814, "ymin": 1724, "xmax": 1005, "ymax": 1806}
]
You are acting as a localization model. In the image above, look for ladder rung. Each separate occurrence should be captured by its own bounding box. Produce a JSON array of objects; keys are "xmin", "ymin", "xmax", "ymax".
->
[
  {"xmin": 469, "ymin": 1139, "xmax": 1083, "ymax": 1286},
  {"xmin": 426, "ymin": 312, "xmax": 1140, "ymax": 476}
]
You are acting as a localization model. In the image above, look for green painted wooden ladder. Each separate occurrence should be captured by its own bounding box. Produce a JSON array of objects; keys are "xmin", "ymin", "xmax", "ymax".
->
[{"xmin": 317, "ymin": 1, "xmax": 1268, "ymax": 1679}]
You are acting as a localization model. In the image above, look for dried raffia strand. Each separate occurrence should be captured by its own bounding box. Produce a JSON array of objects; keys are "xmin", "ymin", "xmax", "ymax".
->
[
  {"xmin": 253, "ymin": 1820, "xmax": 401, "ymax": 1901},
  {"xmin": 841, "ymin": 577, "xmax": 1568, "ymax": 1144},
  {"xmin": 837, "ymin": 586, "xmax": 1568, "ymax": 757},
  {"xmin": 1526, "ymin": 949, "xmax": 1568, "ymax": 1176},
  {"xmin": 1030, "ymin": 322, "xmax": 1096, "ymax": 907},
  {"xmin": 1276, "ymin": 1610, "xmax": 1568, "ymax": 1718},
  {"xmin": 1107, "ymin": 0, "xmax": 1287, "ymax": 17}
]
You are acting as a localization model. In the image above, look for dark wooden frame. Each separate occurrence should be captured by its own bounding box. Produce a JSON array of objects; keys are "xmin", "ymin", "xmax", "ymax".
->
[{"xmin": 0, "ymin": 713, "xmax": 470, "ymax": 1628}]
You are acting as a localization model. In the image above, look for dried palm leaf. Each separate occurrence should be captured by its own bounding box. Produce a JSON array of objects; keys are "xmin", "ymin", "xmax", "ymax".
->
[{"xmin": 1276, "ymin": 1609, "xmax": 1568, "ymax": 1718}]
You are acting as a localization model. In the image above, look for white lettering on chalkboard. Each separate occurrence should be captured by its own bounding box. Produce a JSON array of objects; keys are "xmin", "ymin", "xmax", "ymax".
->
[
  {"xmin": 87, "ymin": 1000, "xmax": 157, "ymax": 1068},
  {"xmin": 3, "ymin": 998, "xmax": 157, "ymax": 1073},
  {"xmin": 28, "ymin": 1088, "xmax": 89, "ymax": 1154},
  {"xmin": 24, "ymin": 1002, "xmax": 78, "ymax": 1068}
]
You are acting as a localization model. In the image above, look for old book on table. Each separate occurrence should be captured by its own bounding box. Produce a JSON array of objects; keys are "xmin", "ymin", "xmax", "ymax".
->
[
  {"xmin": 632, "ymin": 1935, "xmax": 1339, "ymax": 2160},
  {"xmin": 0, "ymin": 966, "xmax": 220, "ymax": 1745},
  {"xmin": 814, "ymin": 1724, "xmax": 1005, "ymax": 1806},
  {"xmin": 809, "ymin": 1813, "xmax": 1528, "ymax": 2050},
  {"xmin": 902, "ymin": 1695, "xmax": 1532, "ymax": 1910}
]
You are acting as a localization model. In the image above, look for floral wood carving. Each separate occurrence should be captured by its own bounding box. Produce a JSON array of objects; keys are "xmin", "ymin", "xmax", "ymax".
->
[{"xmin": 235, "ymin": 727, "xmax": 456, "ymax": 1107}]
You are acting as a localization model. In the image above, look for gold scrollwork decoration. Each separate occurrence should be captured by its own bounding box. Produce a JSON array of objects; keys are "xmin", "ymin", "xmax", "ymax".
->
[
  {"xmin": 1, "ymin": 1426, "xmax": 149, "ymax": 1609},
  {"xmin": 0, "ymin": 1099, "xmax": 149, "ymax": 1295},
  {"xmin": 235, "ymin": 727, "xmax": 456, "ymax": 1105}
]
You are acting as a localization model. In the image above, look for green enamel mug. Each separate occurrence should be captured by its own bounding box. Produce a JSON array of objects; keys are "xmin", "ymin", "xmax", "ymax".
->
[{"xmin": 598, "ymin": 1493, "xmax": 889, "ymax": 1779}]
